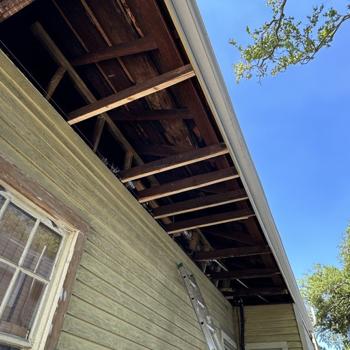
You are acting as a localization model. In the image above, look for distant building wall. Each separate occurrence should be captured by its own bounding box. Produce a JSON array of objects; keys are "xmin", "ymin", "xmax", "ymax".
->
[{"xmin": 245, "ymin": 304, "xmax": 303, "ymax": 350}]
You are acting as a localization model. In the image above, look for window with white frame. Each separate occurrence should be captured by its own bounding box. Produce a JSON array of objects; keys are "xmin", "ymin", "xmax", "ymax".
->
[{"xmin": 0, "ymin": 189, "xmax": 77, "ymax": 349}]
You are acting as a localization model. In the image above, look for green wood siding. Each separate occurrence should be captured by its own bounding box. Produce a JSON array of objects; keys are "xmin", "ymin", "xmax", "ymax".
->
[
  {"xmin": 245, "ymin": 304, "xmax": 303, "ymax": 350},
  {"xmin": 0, "ymin": 50, "xmax": 235, "ymax": 349}
]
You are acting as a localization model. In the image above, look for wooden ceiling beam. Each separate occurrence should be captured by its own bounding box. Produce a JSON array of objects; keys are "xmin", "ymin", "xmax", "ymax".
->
[
  {"xmin": 71, "ymin": 36, "xmax": 158, "ymax": 66},
  {"xmin": 120, "ymin": 143, "xmax": 228, "ymax": 183},
  {"xmin": 165, "ymin": 209, "xmax": 255, "ymax": 234},
  {"xmin": 193, "ymin": 245, "xmax": 270, "ymax": 261},
  {"xmin": 153, "ymin": 189, "xmax": 248, "ymax": 219},
  {"xmin": 137, "ymin": 167, "xmax": 238, "ymax": 203},
  {"xmin": 137, "ymin": 144, "xmax": 193, "ymax": 158},
  {"xmin": 68, "ymin": 64, "xmax": 195, "ymax": 124},
  {"xmin": 112, "ymin": 108, "xmax": 193, "ymax": 122},
  {"xmin": 207, "ymin": 268, "xmax": 281, "ymax": 281},
  {"xmin": 223, "ymin": 287, "xmax": 288, "ymax": 298},
  {"xmin": 0, "ymin": 0, "xmax": 34, "ymax": 22},
  {"xmin": 202, "ymin": 227, "xmax": 253, "ymax": 245}
]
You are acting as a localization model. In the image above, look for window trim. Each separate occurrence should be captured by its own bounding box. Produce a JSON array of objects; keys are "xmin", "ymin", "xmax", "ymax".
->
[{"xmin": 0, "ymin": 188, "xmax": 79, "ymax": 349}]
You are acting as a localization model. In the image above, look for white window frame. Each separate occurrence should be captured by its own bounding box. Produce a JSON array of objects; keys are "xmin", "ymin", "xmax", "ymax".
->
[
  {"xmin": 0, "ymin": 188, "xmax": 79, "ymax": 350},
  {"xmin": 246, "ymin": 341, "xmax": 288, "ymax": 350}
]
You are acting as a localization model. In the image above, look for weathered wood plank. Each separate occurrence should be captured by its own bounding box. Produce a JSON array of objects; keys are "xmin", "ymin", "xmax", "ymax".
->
[
  {"xmin": 92, "ymin": 116, "xmax": 105, "ymax": 152},
  {"xmin": 138, "ymin": 167, "xmax": 239, "ymax": 203},
  {"xmin": 194, "ymin": 245, "xmax": 270, "ymax": 261},
  {"xmin": 46, "ymin": 66, "xmax": 66, "ymax": 99},
  {"xmin": 71, "ymin": 36, "xmax": 158, "ymax": 66},
  {"xmin": 0, "ymin": 0, "xmax": 33, "ymax": 22},
  {"xmin": 120, "ymin": 143, "xmax": 228, "ymax": 182},
  {"xmin": 202, "ymin": 227, "xmax": 253, "ymax": 245},
  {"xmin": 207, "ymin": 268, "xmax": 281, "ymax": 281},
  {"xmin": 68, "ymin": 64, "xmax": 195, "ymax": 124},
  {"xmin": 112, "ymin": 108, "xmax": 193, "ymax": 122},
  {"xmin": 165, "ymin": 209, "xmax": 255, "ymax": 234},
  {"xmin": 153, "ymin": 189, "xmax": 248, "ymax": 219},
  {"xmin": 223, "ymin": 287, "xmax": 288, "ymax": 297},
  {"xmin": 137, "ymin": 144, "xmax": 193, "ymax": 157}
]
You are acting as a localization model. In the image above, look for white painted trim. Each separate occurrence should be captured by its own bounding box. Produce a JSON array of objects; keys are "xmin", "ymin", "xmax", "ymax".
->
[
  {"xmin": 0, "ymin": 186, "xmax": 79, "ymax": 349},
  {"xmin": 246, "ymin": 341, "xmax": 288, "ymax": 350},
  {"xmin": 164, "ymin": 0, "xmax": 314, "ymax": 347}
]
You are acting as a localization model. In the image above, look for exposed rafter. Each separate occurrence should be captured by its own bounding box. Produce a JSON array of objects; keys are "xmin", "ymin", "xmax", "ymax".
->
[
  {"xmin": 207, "ymin": 268, "xmax": 281, "ymax": 281},
  {"xmin": 165, "ymin": 209, "xmax": 255, "ymax": 234},
  {"xmin": 137, "ymin": 144, "xmax": 193, "ymax": 158},
  {"xmin": 137, "ymin": 167, "xmax": 238, "ymax": 203},
  {"xmin": 223, "ymin": 287, "xmax": 288, "ymax": 298},
  {"xmin": 46, "ymin": 65, "xmax": 66, "ymax": 99},
  {"xmin": 68, "ymin": 64, "xmax": 195, "ymax": 124},
  {"xmin": 112, "ymin": 108, "xmax": 193, "ymax": 122},
  {"xmin": 120, "ymin": 143, "xmax": 228, "ymax": 183},
  {"xmin": 202, "ymin": 227, "xmax": 253, "ymax": 245},
  {"xmin": 71, "ymin": 36, "xmax": 158, "ymax": 66},
  {"xmin": 153, "ymin": 189, "xmax": 248, "ymax": 219},
  {"xmin": 193, "ymin": 245, "xmax": 270, "ymax": 261}
]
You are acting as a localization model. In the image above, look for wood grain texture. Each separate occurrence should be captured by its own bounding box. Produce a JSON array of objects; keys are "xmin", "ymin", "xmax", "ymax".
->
[
  {"xmin": 71, "ymin": 36, "xmax": 158, "ymax": 65},
  {"xmin": 194, "ymin": 245, "xmax": 270, "ymax": 261},
  {"xmin": 68, "ymin": 64, "xmax": 195, "ymax": 124},
  {"xmin": 165, "ymin": 209, "xmax": 255, "ymax": 234},
  {"xmin": 120, "ymin": 143, "xmax": 228, "ymax": 182},
  {"xmin": 207, "ymin": 268, "xmax": 281, "ymax": 281},
  {"xmin": 153, "ymin": 189, "xmax": 248, "ymax": 219},
  {"xmin": 137, "ymin": 167, "xmax": 239, "ymax": 203}
]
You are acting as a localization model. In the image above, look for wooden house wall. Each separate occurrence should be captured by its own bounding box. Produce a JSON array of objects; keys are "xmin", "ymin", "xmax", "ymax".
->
[
  {"xmin": 0, "ymin": 50, "xmax": 236, "ymax": 349},
  {"xmin": 245, "ymin": 304, "xmax": 303, "ymax": 350}
]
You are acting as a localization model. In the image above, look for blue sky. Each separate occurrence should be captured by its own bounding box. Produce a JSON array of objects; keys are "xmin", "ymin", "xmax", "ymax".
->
[{"xmin": 197, "ymin": 0, "xmax": 350, "ymax": 280}]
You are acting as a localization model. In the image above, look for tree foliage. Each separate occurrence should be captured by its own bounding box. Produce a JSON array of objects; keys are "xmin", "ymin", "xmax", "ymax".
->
[
  {"xmin": 231, "ymin": 0, "xmax": 350, "ymax": 82},
  {"xmin": 301, "ymin": 227, "xmax": 350, "ymax": 349}
]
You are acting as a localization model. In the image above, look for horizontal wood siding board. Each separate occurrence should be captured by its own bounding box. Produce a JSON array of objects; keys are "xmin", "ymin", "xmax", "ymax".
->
[
  {"xmin": 137, "ymin": 167, "xmax": 239, "ymax": 203},
  {"xmin": 0, "ymin": 51, "xmax": 235, "ymax": 347},
  {"xmin": 120, "ymin": 143, "xmax": 228, "ymax": 182},
  {"xmin": 68, "ymin": 64, "xmax": 195, "ymax": 124},
  {"xmin": 153, "ymin": 189, "xmax": 248, "ymax": 219}
]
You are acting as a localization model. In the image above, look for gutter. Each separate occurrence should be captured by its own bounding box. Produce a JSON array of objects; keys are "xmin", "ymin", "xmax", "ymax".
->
[{"xmin": 164, "ymin": 0, "xmax": 315, "ymax": 347}]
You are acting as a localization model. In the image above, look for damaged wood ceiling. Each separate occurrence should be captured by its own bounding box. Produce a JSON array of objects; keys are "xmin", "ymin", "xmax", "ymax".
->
[{"xmin": 0, "ymin": 0, "xmax": 292, "ymax": 305}]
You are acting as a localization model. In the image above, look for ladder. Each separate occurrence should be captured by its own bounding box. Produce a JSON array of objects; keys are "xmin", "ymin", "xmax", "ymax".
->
[{"xmin": 177, "ymin": 262, "xmax": 225, "ymax": 350}]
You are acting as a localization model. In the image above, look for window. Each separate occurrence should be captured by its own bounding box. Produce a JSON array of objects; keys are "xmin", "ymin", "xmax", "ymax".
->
[{"xmin": 0, "ymin": 189, "xmax": 78, "ymax": 349}]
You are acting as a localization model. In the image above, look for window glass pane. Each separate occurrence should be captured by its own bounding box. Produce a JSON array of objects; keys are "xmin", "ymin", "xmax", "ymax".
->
[
  {"xmin": 22, "ymin": 223, "xmax": 62, "ymax": 279},
  {"xmin": 0, "ymin": 272, "xmax": 45, "ymax": 339},
  {"xmin": 0, "ymin": 194, "xmax": 5, "ymax": 209},
  {"xmin": 0, "ymin": 345, "xmax": 20, "ymax": 350},
  {"xmin": 0, "ymin": 203, "xmax": 36, "ymax": 264},
  {"xmin": 0, "ymin": 261, "xmax": 15, "ymax": 305}
]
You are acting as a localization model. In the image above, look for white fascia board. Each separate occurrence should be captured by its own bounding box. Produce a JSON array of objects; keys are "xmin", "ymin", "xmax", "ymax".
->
[{"xmin": 164, "ymin": 0, "xmax": 313, "ymax": 335}]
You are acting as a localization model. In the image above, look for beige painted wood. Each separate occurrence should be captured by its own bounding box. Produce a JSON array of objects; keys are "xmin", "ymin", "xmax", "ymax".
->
[
  {"xmin": 68, "ymin": 64, "xmax": 195, "ymax": 124},
  {"xmin": 245, "ymin": 304, "xmax": 303, "ymax": 350},
  {"xmin": 119, "ymin": 143, "xmax": 228, "ymax": 182},
  {"xmin": 0, "ymin": 50, "xmax": 235, "ymax": 349}
]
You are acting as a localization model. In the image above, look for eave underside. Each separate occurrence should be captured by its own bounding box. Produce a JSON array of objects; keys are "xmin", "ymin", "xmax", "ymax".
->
[{"xmin": 0, "ymin": 0, "xmax": 293, "ymax": 306}]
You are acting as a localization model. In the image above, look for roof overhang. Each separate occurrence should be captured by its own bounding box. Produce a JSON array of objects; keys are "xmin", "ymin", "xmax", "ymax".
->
[{"xmin": 164, "ymin": 0, "xmax": 314, "ymax": 339}]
